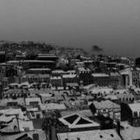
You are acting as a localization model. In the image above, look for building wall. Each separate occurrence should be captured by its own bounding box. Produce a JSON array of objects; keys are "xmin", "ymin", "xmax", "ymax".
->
[
  {"xmin": 79, "ymin": 72, "xmax": 93, "ymax": 85},
  {"xmin": 93, "ymin": 74, "xmax": 123, "ymax": 88},
  {"xmin": 96, "ymin": 108, "xmax": 121, "ymax": 121},
  {"xmin": 93, "ymin": 76, "xmax": 110, "ymax": 87},
  {"xmin": 25, "ymin": 75, "xmax": 50, "ymax": 84},
  {"xmin": 132, "ymin": 70, "xmax": 140, "ymax": 87},
  {"xmin": 50, "ymin": 77, "xmax": 63, "ymax": 88},
  {"xmin": 63, "ymin": 77, "xmax": 78, "ymax": 87}
]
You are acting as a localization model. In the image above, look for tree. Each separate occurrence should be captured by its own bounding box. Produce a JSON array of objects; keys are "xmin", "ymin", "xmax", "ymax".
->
[
  {"xmin": 42, "ymin": 111, "xmax": 61, "ymax": 140},
  {"xmin": 42, "ymin": 110, "xmax": 69, "ymax": 140},
  {"xmin": 91, "ymin": 45, "xmax": 103, "ymax": 55},
  {"xmin": 26, "ymin": 50, "xmax": 38, "ymax": 60}
]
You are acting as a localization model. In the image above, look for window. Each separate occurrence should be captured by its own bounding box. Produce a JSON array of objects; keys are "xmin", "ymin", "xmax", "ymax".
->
[
  {"xmin": 36, "ymin": 114, "xmax": 40, "ymax": 119},
  {"xmin": 29, "ymin": 101, "xmax": 39, "ymax": 106},
  {"xmin": 30, "ymin": 112, "xmax": 35, "ymax": 117},
  {"xmin": 77, "ymin": 118, "xmax": 91, "ymax": 125},
  {"xmin": 134, "ymin": 112, "xmax": 138, "ymax": 118},
  {"xmin": 64, "ymin": 115, "xmax": 79, "ymax": 124},
  {"xmin": 24, "ymin": 127, "xmax": 29, "ymax": 132},
  {"xmin": 13, "ymin": 125, "xmax": 18, "ymax": 131},
  {"xmin": 100, "ymin": 135, "xmax": 103, "ymax": 138},
  {"xmin": 110, "ymin": 134, "xmax": 114, "ymax": 137}
]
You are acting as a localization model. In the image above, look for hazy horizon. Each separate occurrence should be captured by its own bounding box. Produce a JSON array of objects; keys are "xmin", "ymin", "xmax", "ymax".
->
[{"xmin": 0, "ymin": 0, "xmax": 140, "ymax": 57}]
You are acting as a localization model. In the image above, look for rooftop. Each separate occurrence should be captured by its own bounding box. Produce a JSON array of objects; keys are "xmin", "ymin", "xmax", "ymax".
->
[
  {"xmin": 93, "ymin": 100, "xmax": 120, "ymax": 109},
  {"xmin": 62, "ymin": 74, "xmax": 76, "ymax": 78},
  {"xmin": 45, "ymin": 103, "xmax": 66, "ymax": 111},
  {"xmin": 129, "ymin": 103, "xmax": 140, "ymax": 112},
  {"xmin": 92, "ymin": 73, "xmax": 109, "ymax": 77},
  {"xmin": 59, "ymin": 113, "xmax": 100, "ymax": 129},
  {"xmin": 57, "ymin": 129, "xmax": 121, "ymax": 140},
  {"xmin": 28, "ymin": 68, "xmax": 51, "ymax": 71}
]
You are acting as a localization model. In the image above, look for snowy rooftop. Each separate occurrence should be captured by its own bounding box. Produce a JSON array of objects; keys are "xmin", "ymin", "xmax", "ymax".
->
[
  {"xmin": 57, "ymin": 129, "xmax": 121, "ymax": 140},
  {"xmin": 92, "ymin": 73, "xmax": 109, "ymax": 77},
  {"xmin": 93, "ymin": 100, "xmax": 120, "ymax": 109},
  {"xmin": 62, "ymin": 74, "xmax": 76, "ymax": 78},
  {"xmin": 129, "ymin": 103, "xmax": 140, "ymax": 112}
]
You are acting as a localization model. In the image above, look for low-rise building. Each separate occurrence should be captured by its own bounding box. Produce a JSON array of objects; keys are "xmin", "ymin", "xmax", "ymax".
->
[
  {"xmin": 92, "ymin": 73, "xmax": 123, "ymax": 88},
  {"xmin": 62, "ymin": 74, "xmax": 78, "ymax": 88},
  {"xmin": 90, "ymin": 100, "xmax": 121, "ymax": 121},
  {"xmin": 25, "ymin": 97, "xmax": 41, "ymax": 107},
  {"xmin": 128, "ymin": 103, "xmax": 140, "ymax": 127},
  {"xmin": 50, "ymin": 76, "xmax": 63, "ymax": 89},
  {"xmin": 78, "ymin": 68, "xmax": 93, "ymax": 85},
  {"xmin": 24, "ymin": 74, "xmax": 50, "ymax": 84}
]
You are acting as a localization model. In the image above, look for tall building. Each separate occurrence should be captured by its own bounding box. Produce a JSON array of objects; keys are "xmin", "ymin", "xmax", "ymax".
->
[
  {"xmin": 0, "ymin": 82, "xmax": 3, "ymax": 99},
  {"xmin": 0, "ymin": 51, "xmax": 6, "ymax": 63}
]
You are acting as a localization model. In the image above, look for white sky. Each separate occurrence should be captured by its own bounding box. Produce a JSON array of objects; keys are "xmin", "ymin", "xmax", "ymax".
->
[{"xmin": 0, "ymin": 0, "xmax": 140, "ymax": 56}]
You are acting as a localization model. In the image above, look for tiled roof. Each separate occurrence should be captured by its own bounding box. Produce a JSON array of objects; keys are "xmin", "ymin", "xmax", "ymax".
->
[{"xmin": 93, "ymin": 100, "xmax": 120, "ymax": 109}]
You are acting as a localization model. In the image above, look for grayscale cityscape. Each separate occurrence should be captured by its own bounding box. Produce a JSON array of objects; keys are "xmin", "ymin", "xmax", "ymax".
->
[{"xmin": 0, "ymin": 0, "xmax": 140, "ymax": 140}]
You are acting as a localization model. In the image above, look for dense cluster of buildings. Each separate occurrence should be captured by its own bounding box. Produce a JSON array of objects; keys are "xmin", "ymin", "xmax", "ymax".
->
[{"xmin": 0, "ymin": 42, "xmax": 140, "ymax": 140}]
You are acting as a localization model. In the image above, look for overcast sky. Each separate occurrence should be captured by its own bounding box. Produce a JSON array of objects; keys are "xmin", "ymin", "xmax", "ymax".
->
[{"xmin": 0, "ymin": 0, "xmax": 140, "ymax": 56}]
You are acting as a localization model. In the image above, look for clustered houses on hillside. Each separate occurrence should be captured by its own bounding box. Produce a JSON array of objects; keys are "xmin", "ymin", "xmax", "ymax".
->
[{"xmin": 0, "ymin": 42, "xmax": 140, "ymax": 140}]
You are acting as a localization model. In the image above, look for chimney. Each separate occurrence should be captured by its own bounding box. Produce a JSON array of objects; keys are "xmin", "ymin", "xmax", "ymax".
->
[
  {"xmin": 51, "ymin": 125, "xmax": 57, "ymax": 140},
  {"xmin": 116, "ymin": 120, "xmax": 120, "ymax": 136},
  {"xmin": 116, "ymin": 120, "xmax": 124, "ymax": 140}
]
